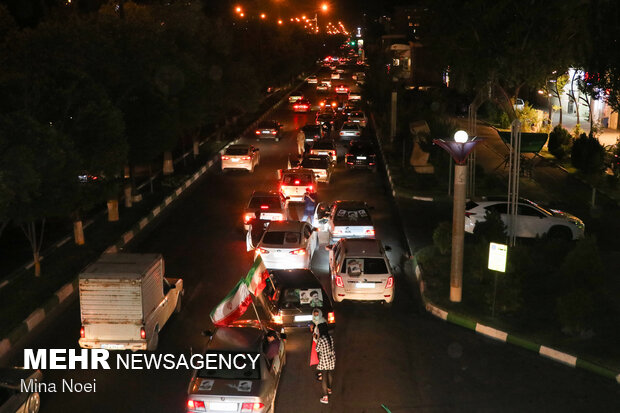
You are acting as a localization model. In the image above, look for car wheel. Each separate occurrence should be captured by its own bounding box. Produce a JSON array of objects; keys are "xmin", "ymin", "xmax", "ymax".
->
[
  {"xmin": 548, "ymin": 226, "xmax": 572, "ymax": 240},
  {"xmin": 26, "ymin": 392, "xmax": 40, "ymax": 413},
  {"xmin": 175, "ymin": 295, "xmax": 182, "ymax": 314},
  {"xmin": 147, "ymin": 327, "xmax": 159, "ymax": 351}
]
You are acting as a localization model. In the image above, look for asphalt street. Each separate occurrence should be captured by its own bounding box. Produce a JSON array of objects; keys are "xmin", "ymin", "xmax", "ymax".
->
[{"xmin": 6, "ymin": 68, "xmax": 620, "ymax": 413}]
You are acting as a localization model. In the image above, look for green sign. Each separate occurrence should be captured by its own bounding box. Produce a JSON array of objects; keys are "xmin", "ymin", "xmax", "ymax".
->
[{"xmin": 488, "ymin": 242, "xmax": 507, "ymax": 272}]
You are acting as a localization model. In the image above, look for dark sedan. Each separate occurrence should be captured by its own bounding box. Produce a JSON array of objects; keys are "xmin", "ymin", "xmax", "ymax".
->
[
  {"xmin": 345, "ymin": 140, "xmax": 377, "ymax": 170},
  {"xmin": 256, "ymin": 269, "xmax": 336, "ymax": 330},
  {"xmin": 255, "ymin": 120, "xmax": 282, "ymax": 141}
]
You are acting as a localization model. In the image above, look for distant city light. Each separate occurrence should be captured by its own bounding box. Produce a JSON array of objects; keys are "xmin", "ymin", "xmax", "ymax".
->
[
  {"xmin": 235, "ymin": 6, "xmax": 242, "ymax": 13},
  {"xmin": 260, "ymin": 13, "xmax": 266, "ymax": 19}
]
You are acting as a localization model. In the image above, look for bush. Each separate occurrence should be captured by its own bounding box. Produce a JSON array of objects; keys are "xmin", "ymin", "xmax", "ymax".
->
[
  {"xmin": 571, "ymin": 133, "xmax": 606, "ymax": 173},
  {"xmin": 556, "ymin": 289, "xmax": 595, "ymax": 335},
  {"xmin": 548, "ymin": 125, "xmax": 572, "ymax": 160},
  {"xmin": 516, "ymin": 103, "xmax": 540, "ymax": 132},
  {"xmin": 433, "ymin": 221, "xmax": 452, "ymax": 255}
]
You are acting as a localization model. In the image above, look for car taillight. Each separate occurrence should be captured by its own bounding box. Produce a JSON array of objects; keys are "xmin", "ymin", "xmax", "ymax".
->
[
  {"xmin": 187, "ymin": 399, "xmax": 206, "ymax": 411},
  {"xmin": 328, "ymin": 311, "xmax": 336, "ymax": 323},
  {"xmin": 221, "ymin": 155, "xmax": 229, "ymax": 160},
  {"xmin": 257, "ymin": 247, "xmax": 270, "ymax": 255},
  {"xmin": 386, "ymin": 276, "xmax": 394, "ymax": 289},
  {"xmin": 260, "ymin": 205, "xmax": 270, "ymax": 210},
  {"xmin": 271, "ymin": 131, "xmax": 277, "ymax": 134},
  {"xmin": 308, "ymin": 185, "xmax": 314, "ymax": 192},
  {"xmin": 241, "ymin": 402, "xmax": 265, "ymax": 412},
  {"xmin": 273, "ymin": 313, "xmax": 283, "ymax": 324},
  {"xmin": 140, "ymin": 327, "xmax": 146, "ymax": 340},
  {"xmin": 294, "ymin": 179, "xmax": 300, "ymax": 185},
  {"xmin": 255, "ymin": 130, "xmax": 261, "ymax": 135},
  {"xmin": 80, "ymin": 326, "xmax": 85, "ymax": 338},
  {"xmin": 365, "ymin": 229, "xmax": 375, "ymax": 236},
  {"xmin": 346, "ymin": 153, "xmax": 352, "ymax": 157},
  {"xmin": 242, "ymin": 156, "xmax": 251, "ymax": 160},
  {"xmin": 340, "ymin": 131, "xmax": 344, "ymax": 136},
  {"xmin": 465, "ymin": 212, "xmax": 476, "ymax": 217},
  {"xmin": 244, "ymin": 213, "xmax": 254, "ymax": 223},
  {"xmin": 335, "ymin": 275, "xmax": 344, "ymax": 287},
  {"xmin": 290, "ymin": 248, "xmax": 306, "ymax": 255}
]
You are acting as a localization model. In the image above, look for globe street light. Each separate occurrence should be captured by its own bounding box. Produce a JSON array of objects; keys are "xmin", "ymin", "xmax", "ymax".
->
[{"xmin": 433, "ymin": 131, "xmax": 480, "ymax": 302}]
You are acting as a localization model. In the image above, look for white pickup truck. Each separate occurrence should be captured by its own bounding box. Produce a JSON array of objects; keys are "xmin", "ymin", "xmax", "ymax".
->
[{"xmin": 78, "ymin": 253, "xmax": 183, "ymax": 351}]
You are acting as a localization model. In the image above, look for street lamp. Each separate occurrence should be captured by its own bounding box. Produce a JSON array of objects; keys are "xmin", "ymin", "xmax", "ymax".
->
[{"xmin": 433, "ymin": 131, "xmax": 481, "ymax": 302}]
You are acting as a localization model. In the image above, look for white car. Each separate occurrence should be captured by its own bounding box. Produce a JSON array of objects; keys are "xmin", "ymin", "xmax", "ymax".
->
[
  {"xmin": 330, "ymin": 72, "xmax": 340, "ymax": 80},
  {"xmin": 327, "ymin": 238, "xmax": 394, "ymax": 305},
  {"xmin": 339, "ymin": 122, "xmax": 362, "ymax": 141},
  {"xmin": 307, "ymin": 75, "xmax": 318, "ymax": 84},
  {"xmin": 315, "ymin": 200, "xmax": 375, "ymax": 243},
  {"xmin": 464, "ymin": 196, "xmax": 585, "ymax": 240},
  {"xmin": 221, "ymin": 144, "xmax": 260, "ymax": 173},
  {"xmin": 278, "ymin": 169, "xmax": 317, "ymax": 202},
  {"xmin": 0, "ymin": 369, "xmax": 42, "ymax": 413},
  {"xmin": 347, "ymin": 111, "xmax": 367, "ymax": 127},
  {"xmin": 253, "ymin": 221, "xmax": 318, "ymax": 269},
  {"xmin": 317, "ymin": 80, "xmax": 331, "ymax": 92},
  {"xmin": 288, "ymin": 92, "xmax": 304, "ymax": 103}
]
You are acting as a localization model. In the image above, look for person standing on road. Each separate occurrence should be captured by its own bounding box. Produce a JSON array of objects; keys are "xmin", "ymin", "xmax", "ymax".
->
[
  {"xmin": 316, "ymin": 323, "xmax": 335, "ymax": 404},
  {"xmin": 301, "ymin": 190, "xmax": 317, "ymax": 224}
]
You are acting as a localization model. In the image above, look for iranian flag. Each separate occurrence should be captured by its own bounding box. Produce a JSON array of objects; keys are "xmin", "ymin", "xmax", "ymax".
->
[{"xmin": 210, "ymin": 256, "xmax": 270, "ymax": 326}]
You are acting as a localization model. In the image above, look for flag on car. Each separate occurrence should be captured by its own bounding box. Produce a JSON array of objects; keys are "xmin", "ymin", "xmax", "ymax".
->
[{"xmin": 210, "ymin": 256, "xmax": 269, "ymax": 326}]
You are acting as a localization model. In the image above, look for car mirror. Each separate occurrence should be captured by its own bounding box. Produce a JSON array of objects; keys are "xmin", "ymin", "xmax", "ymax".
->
[
  {"xmin": 384, "ymin": 245, "xmax": 392, "ymax": 252},
  {"xmin": 280, "ymin": 333, "xmax": 287, "ymax": 340},
  {"xmin": 313, "ymin": 227, "xmax": 319, "ymax": 232},
  {"xmin": 325, "ymin": 245, "xmax": 333, "ymax": 251}
]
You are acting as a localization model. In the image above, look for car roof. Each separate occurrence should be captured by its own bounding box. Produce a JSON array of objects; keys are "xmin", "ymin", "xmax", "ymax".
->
[
  {"xmin": 265, "ymin": 220, "xmax": 305, "ymax": 232},
  {"xmin": 208, "ymin": 326, "xmax": 264, "ymax": 352},
  {"xmin": 303, "ymin": 124, "xmax": 321, "ymax": 130},
  {"xmin": 227, "ymin": 144, "xmax": 250, "ymax": 150},
  {"xmin": 334, "ymin": 200, "xmax": 369, "ymax": 209},
  {"xmin": 250, "ymin": 190, "xmax": 279, "ymax": 198},
  {"xmin": 282, "ymin": 168, "xmax": 314, "ymax": 176},
  {"xmin": 340, "ymin": 238, "xmax": 383, "ymax": 257},
  {"xmin": 269, "ymin": 269, "xmax": 322, "ymax": 289},
  {"xmin": 343, "ymin": 122, "xmax": 359, "ymax": 127},
  {"xmin": 312, "ymin": 140, "xmax": 335, "ymax": 149}
]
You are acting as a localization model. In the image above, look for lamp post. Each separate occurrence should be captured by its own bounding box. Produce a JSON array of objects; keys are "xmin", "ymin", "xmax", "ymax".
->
[{"xmin": 433, "ymin": 131, "xmax": 480, "ymax": 302}]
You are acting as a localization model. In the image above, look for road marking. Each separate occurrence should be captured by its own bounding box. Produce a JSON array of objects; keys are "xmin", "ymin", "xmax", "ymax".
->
[
  {"xmin": 427, "ymin": 304, "xmax": 448, "ymax": 320},
  {"xmin": 475, "ymin": 324, "xmax": 508, "ymax": 342},
  {"xmin": 55, "ymin": 283, "xmax": 74, "ymax": 303},
  {"xmin": 123, "ymin": 232, "xmax": 134, "ymax": 244},
  {"xmin": 25, "ymin": 308, "xmax": 46, "ymax": 331}
]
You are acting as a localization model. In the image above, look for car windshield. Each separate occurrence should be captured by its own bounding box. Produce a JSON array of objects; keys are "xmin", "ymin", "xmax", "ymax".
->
[
  {"xmin": 226, "ymin": 147, "xmax": 248, "ymax": 156},
  {"xmin": 350, "ymin": 144, "xmax": 373, "ymax": 155},
  {"xmin": 280, "ymin": 287, "xmax": 324, "ymax": 308},
  {"xmin": 317, "ymin": 115, "xmax": 333, "ymax": 121},
  {"xmin": 301, "ymin": 158, "xmax": 329, "ymax": 169},
  {"xmin": 248, "ymin": 196, "xmax": 280, "ymax": 209},
  {"xmin": 340, "ymin": 258, "xmax": 388, "ymax": 275},
  {"xmin": 197, "ymin": 351, "xmax": 261, "ymax": 380},
  {"xmin": 333, "ymin": 208, "xmax": 372, "ymax": 225},
  {"xmin": 258, "ymin": 121, "xmax": 276, "ymax": 129},
  {"xmin": 350, "ymin": 112, "xmax": 364, "ymax": 118},
  {"xmin": 282, "ymin": 174, "xmax": 312, "ymax": 185},
  {"xmin": 312, "ymin": 142, "xmax": 334, "ymax": 150},
  {"xmin": 262, "ymin": 231, "xmax": 301, "ymax": 246},
  {"xmin": 343, "ymin": 124, "xmax": 358, "ymax": 130}
]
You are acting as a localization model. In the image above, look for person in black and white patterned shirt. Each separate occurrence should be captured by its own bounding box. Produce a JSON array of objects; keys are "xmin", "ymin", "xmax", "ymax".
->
[{"xmin": 316, "ymin": 323, "xmax": 335, "ymax": 404}]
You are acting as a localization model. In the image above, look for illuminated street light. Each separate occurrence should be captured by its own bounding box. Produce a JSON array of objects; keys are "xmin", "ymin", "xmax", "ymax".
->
[
  {"xmin": 278, "ymin": 19, "xmax": 283, "ymax": 25},
  {"xmin": 239, "ymin": 12, "xmax": 245, "ymax": 17},
  {"xmin": 433, "ymin": 131, "xmax": 481, "ymax": 302},
  {"xmin": 235, "ymin": 6, "xmax": 242, "ymax": 13},
  {"xmin": 302, "ymin": 15, "xmax": 307, "ymax": 20},
  {"xmin": 260, "ymin": 13, "xmax": 266, "ymax": 19},
  {"xmin": 321, "ymin": 3, "xmax": 328, "ymax": 12}
]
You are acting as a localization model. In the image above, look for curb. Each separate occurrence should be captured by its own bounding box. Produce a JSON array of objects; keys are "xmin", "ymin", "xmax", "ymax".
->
[
  {"xmin": 371, "ymin": 112, "xmax": 620, "ymax": 385},
  {"xmin": 0, "ymin": 77, "xmax": 309, "ymax": 363}
]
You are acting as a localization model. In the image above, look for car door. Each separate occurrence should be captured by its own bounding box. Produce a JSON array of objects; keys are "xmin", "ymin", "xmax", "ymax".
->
[
  {"xmin": 517, "ymin": 204, "xmax": 548, "ymax": 238},
  {"xmin": 313, "ymin": 202, "xmax": 330, "ymax": 230},
  {"xmin": 302, "ymin": 224, "xmax": 315, "ymax": 258}
]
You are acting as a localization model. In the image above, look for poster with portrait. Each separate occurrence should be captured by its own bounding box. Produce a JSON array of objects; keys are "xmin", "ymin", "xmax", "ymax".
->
[
  {"xmin": 346, "ymin": 258, "xmax": 364, "ymax": 276},
  {"xmin": 299, "ymin": 288, "xmax": 323, "ymax": 307}
]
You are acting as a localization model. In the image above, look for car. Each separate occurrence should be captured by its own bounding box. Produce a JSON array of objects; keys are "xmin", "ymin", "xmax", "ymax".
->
[
  {"xmin": 330, "ymin": 72, "xmax": 340, "ymax": 80},
  {"xmin": 513, "ymin": 98, "xmax": 525, "ymax": 111},
  {"xmin": 292, "ymin": 99, "xmax": 311, "ymax": 113},
  {"xmin": 316, "ymin": 80, "xmax": 331, "ymax": 92},
  {"xmin": 278, "ymin": 169, "xmax": 317, "ymax": 201},
  {"xmin": 347, "ymin": 110, "xmax": 367, "ymax": 127},
  {"xmin": 288, "ymin": 92, "xmax": 304, "ymax": 103},
  {"xmin": 253, "ymin": 221, "xmax": 318, "ymax": 270},
  {"xmin": 326, "ymin": 238, "xmax": 394, "ymax": 305},
  {"xmin": 334, "ymin": 84, "xmax": 349, "ymax": 94},
  {"xmin": 243, "ymin": 191, "xmax": 287, "ymax": 230},
  {"xmin": 308, "ymin": 139, "xmax": 337, "ymax": 163},
  {"xmin": 345, "ymin": 140, "xmax": 377, "ymax": 170},
  {"xmin": 339, "ymin": 122, "xmax": 362, "ymax": 141},
  {"xmin": 255, "ymin": 120, "xmax": 282, "ymax": 141},
  {"xmin": 186, "ymin": 326, "xmax": 285, "ymax": 413},
  {"xmin": 335, "ymin": 66, "xmax": 345, "ymax": 74},
  {"xmin": 316, "ymin": 112, "xmax": 336, "ymax": 132},
  {"xmin": 306, "ymin": 75, "xmax": 318, "ymax": 84},
  {"xmin": 296, "ymin": 124, "xmax": 324, "ymax": 154},
  {"xmin": 256, "ymin": 269, "xmax": 336, "ymax": 329},
  {"xmin": 318, "ymin": 98, "xmax": 338, "ymax": 111},
  {"xmin": 464, "ymin": 197, "xmax": 585, "ymax": 240},
  {"xmin": 315, "ymin": 200, "xmax": 375, "ymax": 243},
  {"xmin": 221, "ymin": 144, "xmax": 260, "ymax": 173},
  {"xmin": 299, "ymin": 155, "xmax": 333, "ymax": 183},
  {"xmin": 342, "ymin": 103, "xmax": 361, "ymax": 118},
  {"xmin": 348, "ymin": 91, "xmax": 362, "ymax": 102},
  {"xmin": 0, "ymin": 368, "xmax": 42, "ymax": 413},
  {"xmin": 352, "ymin": 72, "xmax": 365, "ymax": 81}
]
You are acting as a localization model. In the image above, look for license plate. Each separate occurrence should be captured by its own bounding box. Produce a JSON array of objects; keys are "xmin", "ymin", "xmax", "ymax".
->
[
  {"xmin": 295, "ymin": 315, "xmax": 313, "ymax": 322},
  {"xmin": 357, "ymin": 156, "xmax": 367, "ymax": 160},
  {"xmin": 355, "ymin": 283, "xmax": 375, "ymax": 289},
  {"xmin": 231, "ymin": 158, "xmax": 239, "ymax": 162},
  {"xmin": 101, "ymin": 344, "xmax": 125, "ymax": 350},
  {"xmin": 208, "ymin": 402, "xmax": 237, "ymax": 411},
  {"xmin": 260, "ymin": 213, "xmax": 279, "ymax": 220},
  {"xmin": 262, "ymin": 131, "xmax": 270, "ymax": 134},
  {"xmin": 318, "ymin": 152, "xmax": 328, "ymax": 155}
]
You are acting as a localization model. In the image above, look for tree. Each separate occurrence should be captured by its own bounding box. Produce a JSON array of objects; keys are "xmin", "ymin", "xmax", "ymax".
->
[
  {"xmin": 571, "ymin": 133, "xmax": 605, "ymax": 174},
  {"xmin": 420, "ymin": 0, "xmax": 586, "ymax": 120}
]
